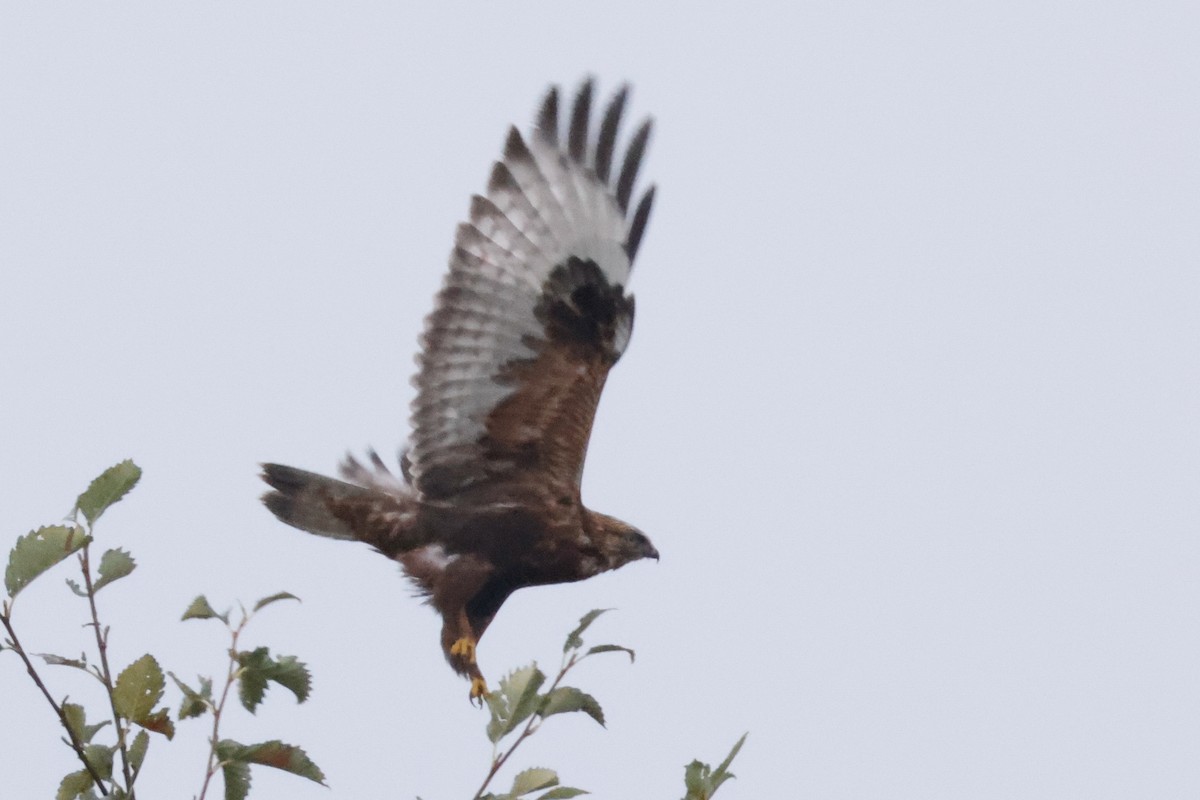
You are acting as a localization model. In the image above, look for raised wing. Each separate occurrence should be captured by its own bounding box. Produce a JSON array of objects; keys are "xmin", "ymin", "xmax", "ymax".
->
[{"xmin": 407, "ymin": 79, "xmax": 655, "ymax": 501}]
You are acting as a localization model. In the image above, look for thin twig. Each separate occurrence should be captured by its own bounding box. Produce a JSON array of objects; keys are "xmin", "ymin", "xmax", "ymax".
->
[
  {"xmin": 0, "ymin": 610, "xmax": 112, "ymax": 795},
  {"xmin": 79, "ymin": 546, "xmax": 137, "ymax": 799},
  {"xmin": 472, "ymin": 652, "xmax": 579, "ymax": 800},
  {"xmin": 198, "ymin": 611, "xmax": 247, "ymax": 800}
]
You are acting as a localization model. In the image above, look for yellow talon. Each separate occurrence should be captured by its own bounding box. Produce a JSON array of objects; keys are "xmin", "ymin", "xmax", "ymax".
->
[
  {"xmin": 469, "ymin": 676, "xmax": 489, "ymax": 702},
  {"xmin": 450, "ymin": 637, "xmax": 477, "ymax": 662}
]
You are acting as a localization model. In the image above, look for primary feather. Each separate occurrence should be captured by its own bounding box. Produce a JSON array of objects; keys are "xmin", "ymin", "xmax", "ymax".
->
[{"xmin": 262, "ymin": 79, "xmax": 659, "ymax": 700}]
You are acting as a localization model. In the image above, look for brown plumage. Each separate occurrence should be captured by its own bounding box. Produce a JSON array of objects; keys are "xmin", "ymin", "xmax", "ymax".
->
[{"xmin": 261, "ymin": 79, "xmax": 659, "ymax": 701}]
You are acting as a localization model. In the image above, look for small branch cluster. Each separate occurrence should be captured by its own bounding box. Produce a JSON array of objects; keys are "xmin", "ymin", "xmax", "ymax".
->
[
  {"xmin": 4, "ymin": 461, "xmax": 747, "ymax": 799},
  {"xmin": 472, "ymin": 610, "xmax": 746, "ymax": 800},
  {"xmin": 177, "ymin": 592, "xmax": 322, "ymax": 800},
  {"xmin": 0, "ymin": 461, "xmax": 323, "ymax": 800}
]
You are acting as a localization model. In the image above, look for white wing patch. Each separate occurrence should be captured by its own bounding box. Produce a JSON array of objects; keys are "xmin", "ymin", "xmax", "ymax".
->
[{"xmin": 406, "ymin": 80, "xmax": 655, "ymax": 500}]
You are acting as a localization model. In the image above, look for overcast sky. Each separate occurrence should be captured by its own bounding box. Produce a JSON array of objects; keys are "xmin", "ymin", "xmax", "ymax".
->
[{"xmin": 3, "ymin": 3, "xmax": 1198, "ymax": 798}]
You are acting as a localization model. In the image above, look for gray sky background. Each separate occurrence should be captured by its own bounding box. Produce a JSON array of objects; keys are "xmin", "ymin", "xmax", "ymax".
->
[{"xmin": 3, "ymin": 3, "xmax": 1198, "ymax": 798}]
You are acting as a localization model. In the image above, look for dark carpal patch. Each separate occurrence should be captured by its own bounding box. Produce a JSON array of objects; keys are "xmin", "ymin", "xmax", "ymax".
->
[{"xmin": 536, "ymin": 257, "xmax": 634, "ymax": 362}]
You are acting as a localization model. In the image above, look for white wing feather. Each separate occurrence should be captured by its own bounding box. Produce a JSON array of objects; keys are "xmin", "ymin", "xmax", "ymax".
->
[{"xmin": 405, "ymin": 80, "xmax": 654, "ymax": 500}]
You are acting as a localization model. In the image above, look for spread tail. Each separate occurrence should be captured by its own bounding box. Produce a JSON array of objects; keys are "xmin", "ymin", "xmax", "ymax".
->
[{"xmin": 260, "ymin": 463, "xmax": 421, "ymax": 551}]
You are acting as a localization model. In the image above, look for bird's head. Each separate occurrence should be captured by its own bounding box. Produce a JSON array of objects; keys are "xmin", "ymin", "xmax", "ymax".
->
[{"xmin": 590, "ymin": 511, "xmax": 659, "ymax": 571}]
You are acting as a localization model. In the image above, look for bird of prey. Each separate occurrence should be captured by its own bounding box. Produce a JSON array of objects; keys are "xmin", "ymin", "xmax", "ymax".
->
[{"xmin": 261, "ymin": 79, "xmax": 659, "ymax": 701}]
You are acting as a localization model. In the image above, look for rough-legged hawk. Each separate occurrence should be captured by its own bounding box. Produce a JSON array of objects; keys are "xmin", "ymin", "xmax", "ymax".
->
[{"xmin": 262, "ymin": 79, "xmax": 659, "ymax": 701}]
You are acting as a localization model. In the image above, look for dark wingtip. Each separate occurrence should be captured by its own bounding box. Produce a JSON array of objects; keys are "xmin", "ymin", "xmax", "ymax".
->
[
  {"xmin": 625, "ymin": 184, "xmax": 655, "ymax": 263},
  {"xmin": 616, "ymin": 117, "xmax": 653, "ymax": 212},
  {"xmin": 568, "ymin": 78, "xmax": 594, "ymax": 164},
  {"xmin": 594, "ymin": 84, "xmax": 629, "ymax": 182},
  {"xmin": 536, "ymin": 85, "xmax": 560, "ymax": 146}
]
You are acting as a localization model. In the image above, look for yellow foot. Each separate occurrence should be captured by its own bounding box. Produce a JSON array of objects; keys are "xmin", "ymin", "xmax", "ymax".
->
[
  {"xmin": 450, "ymin": 636, "xmax": 477, "ymax": 663},
  {"xmin": 469, "ymin": 676, "xmax": 489, "ymax": 705}
]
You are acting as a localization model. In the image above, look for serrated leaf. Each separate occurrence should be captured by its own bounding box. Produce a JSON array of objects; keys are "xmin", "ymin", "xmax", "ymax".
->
[
  {"xmin": 683, "ymin": 733, "xmax": 747, "ymax": 800},
  {"xmin": 539, "ymin": 687, "xmax": 605, "ymax": 727},
  {"xmin": 234, "ymin": 740, "xmax": 326, "ymax": 784},
  {"xmin": 5, "ymin": 525, "xmax": 89, "ymax": 598},
  {"xmin": 135, "ymin": 707, "xmax": 175, "ymax": 739},
  {"xmin": 237, "ymin": 653, "xmax": 268, "ymax": 713},
  {"xmin": 92, "ymin": 548, "xmax": 136, "ymax": 592},
  {"xmin": 66, "ymin": 578, "xmax": 89, "ymax": 597},
  {"xmin": 266, "ymin": 654, "xmax": 310, "ymax": 702},
  {"xmin": 62, "ymin": 702, "xmax": 110, "ymax": 744},
  {"xmin": 683, "ymin": 760, "xmax": 707, "ymax": 797},
  {"xmin": 57, "ymin": 769, "xmax": 93, "ymax": 800},
  {"xmin": 709, "ymin": 732, "xmax": 747, "ymax": 792},
  {"xmin": 538, "ymin": 788, "xmax": 589, "ymax": 799},
  {"xmin": 181, "ymin": 595, "xmax": 226, "ymax": 622},
  {"xmin": 75, "ymin": 460, "xmax": 141, "ymax": 525},
  {"xmin": 113, "ymin": 654, "xmax": 165, "ymax": 721},
  {"xmin": 486, "ymin": 664, "xmax": 546, "ymax": 743},
  {"xmin": 83, "ymin": 743, "xmax": 114, "ymax": 779},
  {"xmin": 62, "ymin": 702, "xmax": 87, "ymax": 742},
  {"xmin": 235, "ymin": 648, "xmax": 311, "ymax": 712},
  {"xmin": 563, "ymin": 609, "xmax": 611, "ymax": 653},
  {"xmin": 169, "ymin": 672, "xmax": 213, "ymax": 719},
  {"xmin": 511, "ymin": 767, "xmax": 558, "ymax": 796},
  {"xmin": 222, "ymin": 760, "xmax": 251, "ymax": 800},
  {"xmin": 584, "ymin": 644, "xmax": 635, "ymax": 662},
  {"xmin": 252, "ymin": 591, "xmax": 300, "ymax": 612},
  {"xmin": 129, "ymin": 730, "xmax": 149, "ymax": 774}
]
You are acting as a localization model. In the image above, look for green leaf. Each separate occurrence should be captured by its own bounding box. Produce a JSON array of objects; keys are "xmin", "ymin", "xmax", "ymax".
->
[
  {"xmin": 128, "ymin": 730, "xmax": 149, "ymax": 774},
  {"xmin": 169, "ymin": 672, "xmax": 213, "ymax": 719},
  {"xmin": 83, "ymin": 743, "xmax": 114, "ymax": 780},
  {"xmin": 222, "ymin": 760, "xmax": 251, "ymax": 800},
  {"xmin": 539, "ymin": 687, "xmax": 605, "ymax": 727},
  {"xmin": 56, "ymin": 769, "xmax": 94, "ymax": 800},
  {"xmin": 267, "ymin": 654, "xmax": 310, "ymax": 702},
  {"xmin": 711, "ymin": 732, "xmax": 748, "ymax": 787},
  {"xmin": 65, "ymin": 578, "xmax": 89, "ymax": 597},
  {"xmin": 584, "ymin": 644, "xmax": 635, "ymax": 662},
  {"xmin": 683, "ymin": 760, "xmax": 706, "ymax": 798},
  {"xmin": 683, "ymin": 733, "xmax": 748, "ymax": 800},
  {"xmin": 485, "ymin": 664, "xmax": 546, "ymax": 743},
  {"xmin": 235, "ymin": 648, "xmax": 311, "ymax": 712},
  {"xmin": 252, "ymin": 591, "xmax": 300, "ymax": 612},
  {"xmin": 231, "ymin": 740, "xmax": 326, "ymax": 785},
  {"xmin": 237, "ymin": 655, "xmax": 268, "ymax": 713},
  {"xmin": 563, "ymin": 609, "xmax": 611, "ymax": 653},
  {"xmin": 511, "ymin": 767, "xmax": 558, "ymax": 796},
  {"xmin": 538, "ymin": 788, "xmax": 589, "ymax": 799},
  {"xmin": 62, "ymin": 702, "xmax": 111, "ymax": 744},
  {"xmin": 181, "ymin": 595, "xmax": 226, "ymax": 622},
  {"xmin": 75, "ymin": 460, "xmax": 141, "ymax": 525},
  {"xmin": 113, "ymin": 654, "xmax": 165, "ymax": 721},
  {"xmin": 5, "ymin": 525, "xmax": 89, "ymax": 598},
  {"xmin": 92, "ymin": 548, "xmax": 136, "ymax": 592}
]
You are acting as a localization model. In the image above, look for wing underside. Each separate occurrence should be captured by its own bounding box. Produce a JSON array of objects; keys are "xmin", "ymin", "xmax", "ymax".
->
[{"xmin": 407, "ymin": 79, "xmax": 655, "ymax": 501}]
